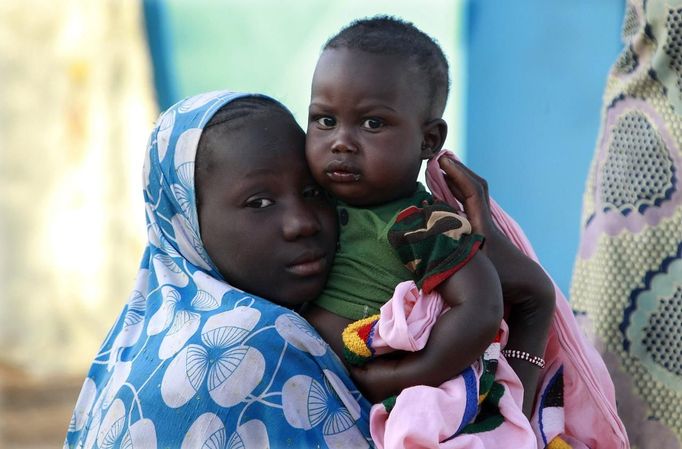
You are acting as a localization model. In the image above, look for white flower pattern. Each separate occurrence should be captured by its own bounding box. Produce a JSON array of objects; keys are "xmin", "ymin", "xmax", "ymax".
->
[
  {"xmin": 161, "ymin": 307, "xmax": 265, "ymax": 408},
  {"xmin": 282, "ymin": 375, "xmax": 370, "ymax": 449}
]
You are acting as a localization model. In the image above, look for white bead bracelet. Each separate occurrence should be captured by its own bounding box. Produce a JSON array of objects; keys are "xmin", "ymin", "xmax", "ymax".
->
[{"xmin": 501, "ymin": 349, "xmax": 545, "ymax": 369}]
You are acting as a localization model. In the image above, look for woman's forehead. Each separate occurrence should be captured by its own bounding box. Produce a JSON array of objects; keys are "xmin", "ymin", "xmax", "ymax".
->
[{"xmin": 201, "ymin": 114, "xmax": 305, "ymax": 169}]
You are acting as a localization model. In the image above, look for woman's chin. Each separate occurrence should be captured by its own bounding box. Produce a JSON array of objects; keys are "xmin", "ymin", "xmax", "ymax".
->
[{"xmin": 271, "ymin": 282, "xmax": 325, "ymax": 310}]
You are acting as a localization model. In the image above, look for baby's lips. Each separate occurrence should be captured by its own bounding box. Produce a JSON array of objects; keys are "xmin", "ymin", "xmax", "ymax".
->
[{"xmin": 324, "ymin": 160, "xmax": 361, "ymax": 181}]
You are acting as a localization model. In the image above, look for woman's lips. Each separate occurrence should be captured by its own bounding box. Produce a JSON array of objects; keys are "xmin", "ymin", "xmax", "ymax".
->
[{"xmin": 287, "ymin": 254, "xmax": 327, "ymax": 276}]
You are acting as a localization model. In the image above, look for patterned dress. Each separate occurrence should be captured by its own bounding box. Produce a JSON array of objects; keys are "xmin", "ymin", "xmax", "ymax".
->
[
  {"xmin": 64, "ymin": 91, "xmax": 373, "ymax": 449},
  {"xmin": 571, "ymin": 1, "xmax": 682, "ymax": 447}
]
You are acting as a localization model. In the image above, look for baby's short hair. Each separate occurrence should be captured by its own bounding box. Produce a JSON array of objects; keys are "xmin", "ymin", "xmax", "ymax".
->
[{"xmin": 324, "ymin": 15, "xmax": 450, "ymax": 117}]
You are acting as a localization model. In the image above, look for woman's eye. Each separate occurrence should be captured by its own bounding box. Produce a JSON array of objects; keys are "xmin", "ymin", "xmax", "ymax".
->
[
  {"xmin": 361, "ymin": 118, "xmax": 383, "ymax": 129},
  {"xmin": 315, "ymin": 116, "xmax": 336, "ymax": 128},
  {"xmin": 245, "ymin": 198, "xmax": 274, "ymax": 208}
]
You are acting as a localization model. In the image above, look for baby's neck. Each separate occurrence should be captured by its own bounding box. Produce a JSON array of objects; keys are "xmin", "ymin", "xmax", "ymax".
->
[{"xmin": 340, "ymin": 182, "xmax": 423, "ymax": 209}]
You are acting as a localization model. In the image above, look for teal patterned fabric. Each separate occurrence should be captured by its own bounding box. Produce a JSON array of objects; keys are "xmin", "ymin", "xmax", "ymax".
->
[{"xmin": 64, "ymin": 91, "xmax": 373, "ymax": 449}]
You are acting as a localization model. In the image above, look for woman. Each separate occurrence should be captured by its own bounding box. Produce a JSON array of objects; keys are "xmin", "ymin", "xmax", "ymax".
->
[{"xmin": 64, "ymin": 91, "xmax": 373, "ymax": 448}]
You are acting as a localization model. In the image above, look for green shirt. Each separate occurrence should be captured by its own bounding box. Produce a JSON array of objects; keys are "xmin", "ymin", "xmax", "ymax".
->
[
  {"xmin": 314, "ymin": 184, "xmax": 484, "ymax": 320},
  {"xmin": 314, "ymin": 187, "xmax": 432, "ymax": 320}
]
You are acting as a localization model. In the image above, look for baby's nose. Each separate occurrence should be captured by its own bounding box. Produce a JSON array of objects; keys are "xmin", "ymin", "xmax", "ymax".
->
[{"xmin": 331, "ymin": 129, "xmax": 358, "ymax": 153}]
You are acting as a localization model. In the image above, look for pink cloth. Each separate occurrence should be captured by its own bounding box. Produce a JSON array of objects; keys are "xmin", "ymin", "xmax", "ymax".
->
[
  {"xmin": 365, "ymin": 151, "xmax": 629, "ymax": 449},
  {"xmin": 370, "ymin": 282, "xmax": 444, "ymax": 355},
  {"xmin": 369, "ymin": 281, "xmax": 535, "ymax": 449},
  {"xmin": 429, "ymin": 151, "xmax": 628, "ymax": 449}
]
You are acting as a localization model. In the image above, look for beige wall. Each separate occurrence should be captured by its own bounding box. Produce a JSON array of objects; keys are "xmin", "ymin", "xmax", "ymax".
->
[{"xmin": 0, "ymin": 1, "xmax": 157, "ymax": 377}]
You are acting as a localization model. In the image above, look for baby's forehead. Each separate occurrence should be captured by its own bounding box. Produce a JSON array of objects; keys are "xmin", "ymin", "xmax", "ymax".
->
[
  {"xmin": 315, "ymin": 48, "xmax": 429, "ymax": 90},
  {"xmin": 318, "ymin": 47, "xmax": 410, "ymax": 69}
]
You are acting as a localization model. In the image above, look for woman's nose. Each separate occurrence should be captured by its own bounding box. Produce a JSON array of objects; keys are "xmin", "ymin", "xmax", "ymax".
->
[{"xmin": 282, "ymin": 201, "xmax": 321, "ymax": 240}]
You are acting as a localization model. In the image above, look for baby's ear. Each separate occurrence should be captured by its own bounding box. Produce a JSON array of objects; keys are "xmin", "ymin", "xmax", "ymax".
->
[{"xmin": 420, "ymin": 118, "xmax": 448, "ymax": 159}]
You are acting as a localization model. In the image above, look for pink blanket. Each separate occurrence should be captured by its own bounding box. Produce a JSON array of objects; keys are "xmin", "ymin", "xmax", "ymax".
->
[{"xmin": 362, "ymin": 151, "xmax": 629, "ymax": 449}]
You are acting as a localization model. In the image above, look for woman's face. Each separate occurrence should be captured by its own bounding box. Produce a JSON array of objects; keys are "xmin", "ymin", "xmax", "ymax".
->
[{"xmin": 196, "ymin": 111, "xmax": 338, "ymax": 308}]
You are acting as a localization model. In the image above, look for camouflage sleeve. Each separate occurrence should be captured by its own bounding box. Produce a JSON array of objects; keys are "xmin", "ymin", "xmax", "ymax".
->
[{"xmin": 388, "ymin": 200, "xmax": 484, "ymax": 293}]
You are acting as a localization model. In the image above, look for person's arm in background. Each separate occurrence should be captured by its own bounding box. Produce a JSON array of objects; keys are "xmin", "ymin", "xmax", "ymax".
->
[{"xmin": 439, "ymin": 156, "xmax": 556, "ymax": 417}]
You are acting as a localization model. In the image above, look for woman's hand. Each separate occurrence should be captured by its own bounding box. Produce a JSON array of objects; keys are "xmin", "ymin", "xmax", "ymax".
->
[
  {"xmin": 438, "ymin": 157, "xmax": 555, "ymax": 305},
  {"xmin": 440, "ymin": 157, "xmax": 554, "ymax": 304},
  {"xmin": 439, "ymin": 157, "xmax": 556, "ymax": 417}
]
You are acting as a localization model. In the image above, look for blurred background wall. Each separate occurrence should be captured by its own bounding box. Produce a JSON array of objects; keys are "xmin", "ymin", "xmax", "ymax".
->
[
  {"xmin": 0, "ymin": 1, "xmax": 623, "ymax": 447},
  {"xmin": 0, "ymin": 0, "xmax": 156, "ymax": 379},
  {"xmin": 0, "ymin": 2, "xmax": 156, "ymax": 446},
  {"xmin": 466, "ymin": 0, "xmax": 623, "ymax": 292}
]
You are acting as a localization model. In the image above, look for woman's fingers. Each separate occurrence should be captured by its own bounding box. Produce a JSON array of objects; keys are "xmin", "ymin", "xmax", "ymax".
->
[
  {"xmin": 440, "ymin": 157, "xmax": 489, "ymax": 201},
  {"xmin": 443, "ymin": 177, "xmax": 465, "ymax": 202},
  {"xmin": 439, "ymin": 157, "xmax": 481, "ymax": 201},
  {"xmin": 438, "ymin": 157, "xmax": 494, "ymax": 232}
]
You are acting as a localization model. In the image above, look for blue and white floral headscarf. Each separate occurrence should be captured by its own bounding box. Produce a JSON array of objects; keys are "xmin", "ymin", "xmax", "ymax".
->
[{"xmin": 65, "ymin": 91, "xmax": 373, "ymax": 449}]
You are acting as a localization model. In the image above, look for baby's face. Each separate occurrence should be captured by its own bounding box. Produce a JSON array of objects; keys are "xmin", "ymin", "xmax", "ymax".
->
[
  {"xmin": 197, "ymin": 112, "xmax": 337, "ymax": 307},
  {"xmin": 306, "ymin": 48, "xmax": 429, "ymax": 206}
]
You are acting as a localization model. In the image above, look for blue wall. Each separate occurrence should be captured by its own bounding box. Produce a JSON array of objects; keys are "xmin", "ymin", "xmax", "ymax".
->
[
  {"xmin": 465, "ymin": 0, "xmax": 624, "ymax": 294},
  {"xmin": 143, "ymin": 0, "xmax": 179, "ymax": 110}
]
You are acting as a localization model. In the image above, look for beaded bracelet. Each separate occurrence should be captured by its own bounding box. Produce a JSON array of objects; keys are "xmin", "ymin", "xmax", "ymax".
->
[{"xmin": 501, "ymin": 349, "xmax": 545, "ymax": 369}]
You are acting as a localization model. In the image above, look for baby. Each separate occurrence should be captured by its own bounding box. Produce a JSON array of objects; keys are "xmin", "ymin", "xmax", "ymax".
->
[{"xmin": 302, "ymin": 16, "xmax": 504, "ymax": 402}]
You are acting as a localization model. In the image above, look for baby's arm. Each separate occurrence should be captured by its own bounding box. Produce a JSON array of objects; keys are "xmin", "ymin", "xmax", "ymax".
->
[
  {"xmin": 302, "ymin": 303, "xmax": 353, "ymax": 363},
  {"xmin": 351, "ymin": 245, "xmax": 503, "ymax": 403}
]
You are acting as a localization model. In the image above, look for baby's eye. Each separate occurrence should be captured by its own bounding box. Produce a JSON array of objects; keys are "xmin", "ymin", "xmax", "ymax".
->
[
  {"xmin": 315, "ymin": 116, "xmax": 336, "ymax": 128},
  {"xmin": 303, "ymin": 185, "xmax": 324, "ymax": 199},
  {"xmin": 361, "ymin": 118, "xmax": 384, "ymax": 130},
  {"xmin": 245, "ymin": 198, "xmax": 274, "ymax": 208}
]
